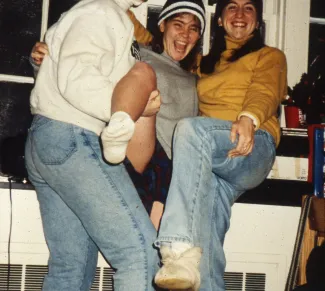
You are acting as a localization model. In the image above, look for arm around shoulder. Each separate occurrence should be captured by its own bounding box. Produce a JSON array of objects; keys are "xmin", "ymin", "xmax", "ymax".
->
[{"xmin": 127, "ymin": 10, "xmax": 153, "ymax": 45}]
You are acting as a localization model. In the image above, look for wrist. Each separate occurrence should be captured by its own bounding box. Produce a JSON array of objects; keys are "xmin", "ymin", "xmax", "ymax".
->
[
  {"xmin": 240, "ymin": 115, "xmax": 254, "ymax": 124},
  {"xmin": 237, "ymin": 112, "xmax": 259, "ymax": 130}
]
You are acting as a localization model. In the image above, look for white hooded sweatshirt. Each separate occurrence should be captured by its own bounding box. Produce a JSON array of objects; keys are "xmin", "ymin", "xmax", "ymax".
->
[{"xmin": 30, "ymin": 0, "xmax": 143, "ymax": 135}]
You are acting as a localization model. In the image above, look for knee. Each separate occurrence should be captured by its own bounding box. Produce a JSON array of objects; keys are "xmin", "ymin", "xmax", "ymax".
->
[
  {"xmin": 177, "ymin": 118, "xmax": 194, "ymax": 132},
  {"xmin": 131, "ymin": 62, "xmax": 157, "ymax": 91},
  {"xmin": 133, "ymin": 61, "xmax": 155, "ymax": 76},
  {"xmin": 176, "ymin": 118, "xmax": 202, "ymax": 139}
]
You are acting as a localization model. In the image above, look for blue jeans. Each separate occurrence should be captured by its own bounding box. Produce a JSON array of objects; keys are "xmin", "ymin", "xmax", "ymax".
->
[
  {"xmin": 25, "ymin": 115, "xmax": 158, "ymax": 291},
  {"xmin": 155, "ymin": 117, "xmax": 276, "ymax": 291}
]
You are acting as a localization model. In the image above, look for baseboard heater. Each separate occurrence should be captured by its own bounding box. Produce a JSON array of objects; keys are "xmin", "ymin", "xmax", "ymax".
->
[{"xmin": 0, "ymin": 264, "xmax": 266, "ymax": 291}]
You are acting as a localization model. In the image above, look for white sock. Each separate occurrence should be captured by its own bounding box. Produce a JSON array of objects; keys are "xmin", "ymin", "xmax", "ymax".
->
[
  {"xmin": 161, "ymin": 242, "xmax": 192, "ymax": 256},
  {"xmin": 171, "ymin": 242, "xmax": 192, "ymax": 255},
  {"xmin": 101, "ymin": 111, "xmax": 135, "ymax": 164}
]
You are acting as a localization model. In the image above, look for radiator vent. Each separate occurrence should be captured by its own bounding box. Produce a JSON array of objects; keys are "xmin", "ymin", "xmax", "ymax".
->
[
  {"xmin": 25, "ymin": 265, "xmax": 47, "ymax": 290},
  {"xmin": 224, "ymin": 272, "xmax": 243, "ymax": 290},
  {"xmin": 0, "ymin": 264, "xmax": 114, "ymax": 291},
  {"xmin": 0, "ymin": 264, "xmax": 22, "ymax": 291},
  {"xmin": 245, "ymin": 273, "xmax": 266, "ymax": 291},
  {"xmin": 223, "ymin": 271, "xmax": 266, "ymax": 291},
  {"xmin": 0, "ymin": 264, "xmax": 265, "ymax": 291},
  {"xmin": 90, "ymin": 267, "xmax": 114, "ymax": 291}
]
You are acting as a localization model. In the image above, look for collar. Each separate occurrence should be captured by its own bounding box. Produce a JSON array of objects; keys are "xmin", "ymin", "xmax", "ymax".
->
[
  {"xmin": 162, "ymin": 51, "xmax": 180, "ymax": 66},
  {"xmin": 225, "ymin": 35, "xmax": 254, "ymax": 50}
]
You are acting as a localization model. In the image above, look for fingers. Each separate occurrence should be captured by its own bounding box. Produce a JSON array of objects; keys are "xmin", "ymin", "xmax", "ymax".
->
[
  {"xmin": 31, "ymin": 42, "xmax": 49, "ymax": 65},
  {"xmin": 227, "ymin": 118, "xmax": 255, "ymax": 158},
  {"xmin": 150, "ymin": 93, "xmax": 161, "ymax": 114},
  {"xmin": 142, "ymin": 90, "xmax": 161, "ymax": 117},
  {"xmin": 32, "ymin": 42, "xmax": 49, "ymax": 55},
  {"xmin": 227, "ymin": 140, "xmax": 254, "ymax": 158},
  {"xmin": 230, "ymin": 122, "xmax": 237, "ymax": 143},
  {"xmin": 31, "ymin": 52, "xmax": 45, "ymax": 65},
  {"xmin": 148, "ymin": 89, "xmax": 160, "ymax": 101}
]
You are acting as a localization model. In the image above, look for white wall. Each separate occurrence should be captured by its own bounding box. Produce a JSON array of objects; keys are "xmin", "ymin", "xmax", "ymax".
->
[
  {"xmin": 0, "ymin": 187, "xmax": 301, "ymax": 290},
  {"xmin": 283, "ymin": 0, "xmax": 311, "ymax": 87}
]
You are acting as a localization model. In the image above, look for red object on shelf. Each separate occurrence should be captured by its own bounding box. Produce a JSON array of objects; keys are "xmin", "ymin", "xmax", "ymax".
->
[{"xmin": 284, "ymin": 106, "xmax": 303, "ymax": 128}]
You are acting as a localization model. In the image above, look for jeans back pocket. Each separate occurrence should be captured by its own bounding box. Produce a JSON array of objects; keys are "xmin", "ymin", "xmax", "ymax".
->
[{"xmin": 32, "ymin": 117, "xmax": 77, "ymax": 165}]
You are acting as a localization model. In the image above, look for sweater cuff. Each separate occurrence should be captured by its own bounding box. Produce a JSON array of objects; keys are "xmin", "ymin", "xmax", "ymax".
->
[{"xmin": 238, "ymin": 112, "xmax": 260, "ymax": 130}]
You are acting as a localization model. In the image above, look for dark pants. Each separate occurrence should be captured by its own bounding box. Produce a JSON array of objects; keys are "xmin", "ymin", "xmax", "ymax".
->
[{"xmin": 124, "ymin": 140, "xmax": 172, "ymax": 214}]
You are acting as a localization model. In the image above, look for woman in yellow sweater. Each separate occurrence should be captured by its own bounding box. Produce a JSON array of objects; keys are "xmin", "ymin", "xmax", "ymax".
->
[{"xmin": 153, "ymin": 0, "xmax": 287, "ymax": 291}]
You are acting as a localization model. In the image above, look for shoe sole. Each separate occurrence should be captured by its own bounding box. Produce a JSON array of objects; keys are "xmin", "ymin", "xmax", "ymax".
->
[{"xmin": 155, "ymin": 277, "xmax": 193, "ymax": 289}]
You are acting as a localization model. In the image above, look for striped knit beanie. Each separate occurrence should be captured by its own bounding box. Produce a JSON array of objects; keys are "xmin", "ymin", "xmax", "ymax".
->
[{"xmin": 157, "ymin": 0, "xmax": 206, "ymax": 35}]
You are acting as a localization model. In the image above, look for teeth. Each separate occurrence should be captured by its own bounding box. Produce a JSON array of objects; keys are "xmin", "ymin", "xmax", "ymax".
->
[
  {"xmin": 233, "ymin": 22, "xmax": 245, "ymax": 27},
  {"xmin": 175, "ymin": 40, "xmax": 187, "ymax": 53}
]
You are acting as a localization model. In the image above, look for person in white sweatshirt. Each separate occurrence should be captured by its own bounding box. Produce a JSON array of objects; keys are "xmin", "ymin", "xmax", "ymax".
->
[{"xmin": 25, "ymin": 0, "xmax": 160, "ymax": 290}]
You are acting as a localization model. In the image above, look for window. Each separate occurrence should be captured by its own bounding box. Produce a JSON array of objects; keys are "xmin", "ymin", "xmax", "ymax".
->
[{"xmin": 308, "ymin": 0, "xmax": 325, "ymax": 68}]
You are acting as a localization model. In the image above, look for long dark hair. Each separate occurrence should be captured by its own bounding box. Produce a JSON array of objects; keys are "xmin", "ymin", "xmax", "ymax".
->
[
  {"xmin": 200, "ymin": 0, "xmax": 265, "ymax": 74},
  {"xmin": 151, "ymin": 13, "xmax": 203, "ymax": 72}
]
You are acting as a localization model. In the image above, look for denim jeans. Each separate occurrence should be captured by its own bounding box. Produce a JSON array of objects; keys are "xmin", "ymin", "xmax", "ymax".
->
[
  {"xmin": 155, "ymin": 117, "xmax": 276, "ymax": 291},
  {"xmin": 25, "ymin": 115, "xmax": 158, "ymax": 291}
]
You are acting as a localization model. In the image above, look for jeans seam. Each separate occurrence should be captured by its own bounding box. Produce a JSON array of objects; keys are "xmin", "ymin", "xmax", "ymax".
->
[
  {"xmin": 208, "ymin": 185, "xmax": 220, "ymax": 291},
  {"xmin": 155, "ymin": 236, "xmax": 192, "ymax": 245},
  {"xmin": 30, "ymin": 115, "xmax": 51, "ymax": 131},
  {"xmin": 80, "ymin": 130, "xmax": 148, "ymax": 288},
  {"xmin": 34, "ymin": 121, "xmax": 78, "ymax": 165},
  {"xmin": 188, "ymin": 125, "xmax": 230, "ymax": 242},
  {"xmin": 184, "ymin": 122, "xmax": 230, "ymax": 246},
  {"xmin": 46, "ymin": 124, "xmax": 77, "ymax": 165},
  {"xmin": 80, "ymin": 237, "xmax": 92, "ymax": 291},
  {"xmin": 188, "ymin": 128, "xmax": 206, "ymax": 244}
]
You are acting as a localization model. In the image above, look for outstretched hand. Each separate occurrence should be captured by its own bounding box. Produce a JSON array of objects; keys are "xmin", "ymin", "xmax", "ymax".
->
[
  {"xmin": 228, "ymin": 116, "xmax": 255, "ymax": 158},
  {"xmin": 142, "ymin": 90, "xmax": 161, "ymax": 117},
  {"xmin": 31, "ymin": 42, "xmax": 49, "ymax": 65}
]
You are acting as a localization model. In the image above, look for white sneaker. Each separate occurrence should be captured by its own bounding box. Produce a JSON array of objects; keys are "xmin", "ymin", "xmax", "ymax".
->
[
  {"xmin": 155, "ymin": 246, "xmax": 202, "ymax": 291},
  {"xmin": 101, "ymin": 111, "xmax": 135, "ymax": 164}
]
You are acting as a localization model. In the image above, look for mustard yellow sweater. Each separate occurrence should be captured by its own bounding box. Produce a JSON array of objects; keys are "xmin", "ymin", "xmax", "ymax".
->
[
  {"xmin": 197, "ymin": 36, "xmax": 287, "ymax": 146},
  {"xmin": 127, "ymin": 10, "xmax": 153, "ymax": 45}
]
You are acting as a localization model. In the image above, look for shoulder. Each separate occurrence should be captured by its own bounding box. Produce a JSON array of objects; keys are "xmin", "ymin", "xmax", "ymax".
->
[
  {"xmin": 63, "ymin": 0, "xmax": 127, "ymax": 23},
  {"xmin": 139, "ymin": 45, "xmax": 165, "ymax": 64},
  {"xmin": 258, "ymin": 46, "xmax": 287, "ymax": 64},
  {"xmin": 139, "ymin": 45, "xmax": 154, "ymax": 59}
]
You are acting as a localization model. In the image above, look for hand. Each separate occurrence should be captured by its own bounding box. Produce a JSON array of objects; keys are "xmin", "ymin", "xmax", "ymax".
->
[
  {"xmin": 142, "ymin": 90, "xmax": 161, "ymax": 117},
  {"xmin": 31, "ymin": 42, "xmax": 49, "ymax": 65},
  {"xmin": 228, "ymin": 116, "xmax": 255, "ymax": 158}
]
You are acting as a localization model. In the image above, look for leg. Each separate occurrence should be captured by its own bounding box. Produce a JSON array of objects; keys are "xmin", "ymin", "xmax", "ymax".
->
[
  {"xmin": 37, "ymin": 186, "xmax": 99, "ymax": 291},
  {"xmin": 150, "ymin": 201, "xmax": 164, "ymax": 230},
  {"xmin": 25, "ymin": 132, "xmax": 98, "ymax": 291},
  {"xmin": 126, "ymin": 115, "xmax": 156, "ymax": 173},
  {"xmin": 27, "ymin": 115, "xmax": 159, "ymax": 291},
  {"xmin": 156, "ymin": 117, "xmax": 276, "ymax": 291},
  {"xmin": 101, "ymin": 62, "xmax": 159, "ymax": 164},
  {"xmin": 111, "ymin": 62, "xmax": 157, "ymax": 121},
  {"xmin": 126, "ymin": 139, "xmax": 172, "ymax": 229},
  {"xmin": 148, "ymin": 142, "xmax": 172, "ymax": 230}
]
